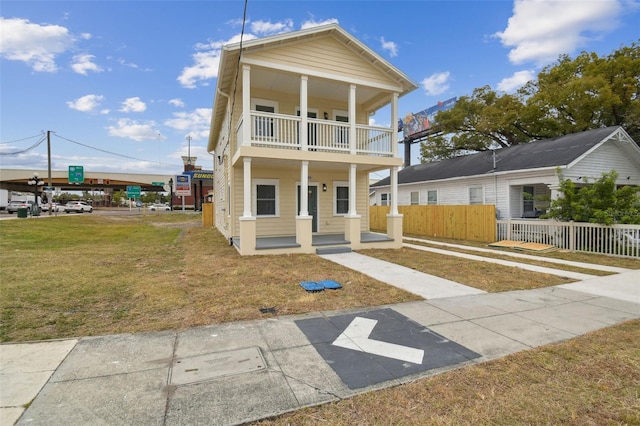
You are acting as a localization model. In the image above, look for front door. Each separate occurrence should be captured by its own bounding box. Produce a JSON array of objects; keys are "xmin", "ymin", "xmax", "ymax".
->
[{"xmin": 297, "ymin": 185, "xmax": 318, "ymax": 232}]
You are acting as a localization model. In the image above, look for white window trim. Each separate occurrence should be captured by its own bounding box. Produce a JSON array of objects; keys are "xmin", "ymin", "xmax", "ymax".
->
[
  {"xmin": 427, "ymin": 189, "xmax": 438, "ymax": 205},
  {"xmin": 333, "ymin": 181, "xmax": 349, "ymax": 216},
  {"xmin": 469, "ymin": 185, "xmax": 484, "ymax": 205},
  {"xmin": 410, "ymin": 191, "xmax": 420, "ymax": 205},
  {"xmin": 251, "ymin": 98, "xmax": 278, "ymax": 112},
  {"xmin": 380, "ymin": 192, "xmax": 391, "ymax": 206},
  {"xmin": 252, "ymin": 178, "xmax": 279, "ymax": 217}
]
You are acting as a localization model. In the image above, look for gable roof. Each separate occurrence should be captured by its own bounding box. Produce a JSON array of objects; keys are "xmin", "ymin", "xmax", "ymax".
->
[
  {"xmin": 373, "ymin": 126, "xmax": 638, "ymax": 187},
  {"xmin": 208, "ymin": 24, "xmax": 418, "ymax": 153}
]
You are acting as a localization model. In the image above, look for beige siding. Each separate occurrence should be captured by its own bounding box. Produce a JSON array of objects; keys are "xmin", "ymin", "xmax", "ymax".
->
[
  {"xmin": 246, "ymin": 36, "xmax": 395, "ymax": 87},
  {"xmin": 231, "ymin": 165, "xmax": 371, "ymax": 237}
]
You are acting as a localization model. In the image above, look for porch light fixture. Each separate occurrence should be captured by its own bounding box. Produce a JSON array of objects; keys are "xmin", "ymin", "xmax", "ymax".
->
[
  {"xmin": 323, "ymin": 112, "xmax": 328, "ymax": 120},
  {"xmin": 217, "ymin": 155, "xmax": 223, "ymax": 165},
  {"xmin": 322, "ymin": 183, "xmax": 327, "ymax": 192}
]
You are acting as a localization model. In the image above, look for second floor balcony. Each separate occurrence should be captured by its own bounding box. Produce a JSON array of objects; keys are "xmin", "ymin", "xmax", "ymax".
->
[{"xmin": 235, "ymin": 110, "xmax": 395, "ymax": 158}]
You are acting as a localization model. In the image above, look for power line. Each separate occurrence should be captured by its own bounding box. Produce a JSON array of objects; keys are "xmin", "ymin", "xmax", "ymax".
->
[
  {"xmin": 52, "ymin": 132, "xmax": 181, "ymax": 167},
  {"xmin": 0, "ymin": 132, "xmax": 46, "ymax": 145},
  {"xmin": 0, "ymin": 133, "xmax": 47, "ymax": 155}
]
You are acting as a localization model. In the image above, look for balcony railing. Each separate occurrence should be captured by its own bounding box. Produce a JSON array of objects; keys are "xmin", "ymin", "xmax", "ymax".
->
[{"xmin": 235, "ymin": 111, "xmax": 394, "ymax": 157}]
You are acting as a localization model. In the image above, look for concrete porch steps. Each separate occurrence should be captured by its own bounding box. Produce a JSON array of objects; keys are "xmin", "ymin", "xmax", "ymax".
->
[{"xmin": 316, "ymin": 246, "xmax": 352, "ymax": 255}]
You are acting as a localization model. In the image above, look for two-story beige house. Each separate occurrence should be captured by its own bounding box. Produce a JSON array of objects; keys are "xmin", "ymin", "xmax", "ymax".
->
[{"xmin": 207, "ymin": 24, "xmax": 418, "ymax": 255}]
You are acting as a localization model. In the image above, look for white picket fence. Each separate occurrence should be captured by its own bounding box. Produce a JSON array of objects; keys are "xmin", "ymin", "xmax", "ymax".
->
[{"xmin": 496, "ymin": 219, "xmax": 640, "ymax": 258}]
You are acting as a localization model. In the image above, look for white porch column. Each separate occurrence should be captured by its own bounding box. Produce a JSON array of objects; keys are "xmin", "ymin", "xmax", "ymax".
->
[
  {"xmin": 300, "ymin": 161, "xmax": 309, "ymax": 216},
  {"xmin": 242, "ymin": 65, "xmax": 251, "ymax": 146},
  {"xmin": 300, "ymin": 75, "xmax": 308, "ymax": 151},
  {"xmin": 390, "ymin": 166, "xmax": 399, "ymax": 215},
  {"xmin": 386, "ymin": 165, "xmax": 403, "ymax": 248},
  {"xmin": 349, "ymin": 84, "xmax": 357, "ymax": 155},
  {"xmin": 243, "ymin": 157, "xmax": 252, "ymax": 217},
  {"xmin": 349, "ymin": 163, "xmax": 357, "ymax": 215},
  {"xmin": 391, "ymin": 92, "xmax": 399, "ymax": 157}
]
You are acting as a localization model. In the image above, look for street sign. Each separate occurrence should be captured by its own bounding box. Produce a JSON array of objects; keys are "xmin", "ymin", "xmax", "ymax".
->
[
  {"xmin": 151, "ymin": 181, "xmax": 164, "ymax": 186},
  {"xmin": 126, "ymin": 185, "xmax": 141, "ymax": 198},
  {"xmin": 68, "ymin": 165, "xmax": 84, "ymax": 183},
  {"xmin": 44, "ymin": 186, "xmax": 55, "ymax": 191}
]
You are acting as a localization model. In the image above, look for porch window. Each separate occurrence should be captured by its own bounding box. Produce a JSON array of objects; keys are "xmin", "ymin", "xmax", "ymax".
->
[
  {"xmin": 427, "ymin": 189, "xmax": 438, "ymax": 205},
  {"xmin": 334, "ymin": 182, "xmax": 349, "ymax": 215},
  {"xmin": 523, "ymin": 186, "xmax": 534, "ymax": 214},
  {"xmin": 252, "ymin": 99, "xmax": 278, "ymax": 138},
  {"xmin": 469, "ymin": 186, "xmax": 484, "ymax": 205},
  {"xmin": 381, "ymin": 193, "xmax": 391, "ymax": 206},
  {"xmin": 253, "ymin": 179, "xmax": 279, "ymax": 216},
  {"xmin": 410, "ymin": 191, "xmax": 419, "ymax": 205},
  {"xmin": 334, "ymin": 111, "xmax": 349, "ymax": 146}
]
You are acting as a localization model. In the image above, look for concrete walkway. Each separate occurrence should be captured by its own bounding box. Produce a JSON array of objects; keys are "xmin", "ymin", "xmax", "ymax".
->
[{"xmin": 2, "ymin": 245, "xmax": 638, "ymax": 426}]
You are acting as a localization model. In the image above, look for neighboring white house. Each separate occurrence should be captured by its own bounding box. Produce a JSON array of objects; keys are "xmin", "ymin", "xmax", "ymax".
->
[
  {"xmin": 207, "ymin": 24, "xmax": 418, "ymax": 255},
  {"xmin": 371, "ymin": 126, "xmax": 640, "ymax": 219}
]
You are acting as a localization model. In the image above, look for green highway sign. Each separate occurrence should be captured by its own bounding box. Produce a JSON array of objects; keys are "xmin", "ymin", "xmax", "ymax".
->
[
  {"xmin": 151, "ymin": 181, "xmax": 164, "ymax": 186},
  {"xmin": 126, "ymin": 185, "xmax": 141, "ymax": 197},
  {"xmin": 68, "ymin": 165, "xmax": 84, "ymax": 183}
]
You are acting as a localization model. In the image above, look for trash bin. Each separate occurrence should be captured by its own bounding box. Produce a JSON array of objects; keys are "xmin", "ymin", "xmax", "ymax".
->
[
  {"xmin": 17, "ymin": 208, "xmax": 28, "ymax": 218},
  {"xmin": 32, "ymin": 206, "xmax": 40, "ymax": 216}
]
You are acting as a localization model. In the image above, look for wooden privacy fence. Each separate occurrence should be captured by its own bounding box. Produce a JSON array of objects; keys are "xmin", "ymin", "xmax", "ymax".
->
[{"xmin": 370, "ymin": 205, "xmax": 496, "ymax": 243}]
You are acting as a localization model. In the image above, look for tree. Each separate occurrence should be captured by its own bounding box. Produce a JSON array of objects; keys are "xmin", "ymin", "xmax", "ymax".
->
[
  {"xmin": 420, "ymin": 40, "xmax": 640, "ymax": 162},
  {"xmin": 112, "ymin": 190, "xmax": 126, "ymax": 206},
  {"xmin": 543, "ymin": 170, "xmax": 640, "ymax": 225}
]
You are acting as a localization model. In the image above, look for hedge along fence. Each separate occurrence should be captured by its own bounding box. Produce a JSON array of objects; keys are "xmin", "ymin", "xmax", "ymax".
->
[{"xmin": 370, "ymin": 205, "xmax": 497, "ymax": 243}]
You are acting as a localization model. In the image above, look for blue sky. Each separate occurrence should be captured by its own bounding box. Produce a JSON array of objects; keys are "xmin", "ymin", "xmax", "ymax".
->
[{"xmin": 1, "ymin": 0, "xmax": 639, "ymax": 179}]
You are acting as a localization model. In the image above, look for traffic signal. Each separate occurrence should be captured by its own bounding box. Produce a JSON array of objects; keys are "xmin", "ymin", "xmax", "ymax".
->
[
  {"xmin": 88, "ymin": 179, "xmax": 94, "ymax": 185},
  {"xmin": 105, "ymin": 179, "xmax": 110, "ymax": 185}
]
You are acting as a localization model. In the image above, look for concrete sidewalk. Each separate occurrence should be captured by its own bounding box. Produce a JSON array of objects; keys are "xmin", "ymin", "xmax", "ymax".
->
[{"xmin": 2, "ymin": 250, "xmax": 638, "ymax": 425}]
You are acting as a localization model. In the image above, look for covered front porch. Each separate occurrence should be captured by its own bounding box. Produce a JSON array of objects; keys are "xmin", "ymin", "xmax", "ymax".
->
[{"xmin": 232, "ymin": 231, "xmax": 395, "ymax": 254}]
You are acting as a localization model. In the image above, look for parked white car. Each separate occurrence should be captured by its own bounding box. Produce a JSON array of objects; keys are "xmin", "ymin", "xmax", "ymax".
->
[
  {"xmin": 148, "ymin": 203, "xmax": 171, "ymax": 211},
  {"xmin": 64, "ymin": 201, "xmax": 93, "ymax": 213},
  {"xmin": 41, "ymin": 202, "xmax": 64, "ymax": 212}
]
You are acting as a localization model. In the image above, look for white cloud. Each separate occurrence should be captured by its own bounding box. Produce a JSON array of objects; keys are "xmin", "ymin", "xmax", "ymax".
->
[
  {"xmin": 300, "ymin": 18, "xmax": 339, "ymax": 29},
  {"xmin": 169, "ymin": 98, "xmax": 185, "ymax": 108},
  {"xmin": 107, "ymin": 118, "xmax": 165, "ymax": 141},
  {"xmin": 177, "ymin": 34, "xmax": 256, "ymax": 88},
  {"xmin": 497, "ymin": 70, "xmax": 536, "ymax": 92},
  {"xmin": 71, "ymin": 54, "xmax": 103, "ymax": 75},
  {"xmin": 119, "ymin": 97, "xmax": 147, "ymax": 113},
  {"xmin": 421, "ymin": 72, "xmax": 450, "ymax": 96},
  {"xmin": 380, "ymin": 37, "xmax": 398, "ymax": 57},
  {"xmin": 67, "ymin": 94, "xmax": 104, "ymax": 112},
  {"xmin": 164, "ymin": 108, "xmax": 212, "ymax": 140},
  {"xmin": 0, "ymin": 17, "xmax": 77, "ymax": 72},
  {"xmin": 251, "ymin": 19, "xmax": 294, "ymax": 35},
  {"xmin": 494, "ymin": 0, "xmax": 623, "ymax": 65}
]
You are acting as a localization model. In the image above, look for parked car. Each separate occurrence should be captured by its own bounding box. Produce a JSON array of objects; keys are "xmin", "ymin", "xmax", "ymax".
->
[
  {"xmin": 64, "ymin": 201, "xmax": 93, "ymax": 213},
  {"xmin": 41, "ymin": 202, "xmax": 64, "ymax": 212},
  {"xmin": 7, "ymin": 200, "xmax": 34, "ymax": 214},
  {"xmin": 148, "ymin": 203, "xmax": 171, "ymax": 211}
]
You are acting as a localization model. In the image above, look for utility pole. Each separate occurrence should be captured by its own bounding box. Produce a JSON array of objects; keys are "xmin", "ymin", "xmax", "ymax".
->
[{"xmin": 47, "ymin": 130, "xmax": 52, "ymax": 215}]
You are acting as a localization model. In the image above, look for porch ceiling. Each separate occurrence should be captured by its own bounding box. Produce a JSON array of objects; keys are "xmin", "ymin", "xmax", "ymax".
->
[
  {"xmin": 234, "ymin": 156, "xmax": 389, "ymax": 174},
  {"xmin": 249, "ymin": 67, "xmax": 383, "ymax": 110}
]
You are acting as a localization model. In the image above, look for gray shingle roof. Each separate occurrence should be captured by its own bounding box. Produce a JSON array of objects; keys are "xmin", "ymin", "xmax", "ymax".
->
[{"xmin": 373, "ymin": 126, "xmax": 621, "ymax": 187}]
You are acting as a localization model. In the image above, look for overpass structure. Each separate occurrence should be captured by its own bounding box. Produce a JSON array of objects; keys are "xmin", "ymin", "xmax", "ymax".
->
[{"xmin": 0, "ymin": 169, "xmax": 174, "ymax": 194}]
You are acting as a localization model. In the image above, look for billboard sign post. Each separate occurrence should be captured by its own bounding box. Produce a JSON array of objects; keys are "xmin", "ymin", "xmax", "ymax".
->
[{"xmin": 175, "ymin": 174, "xmax": 191, "ymax": 211}]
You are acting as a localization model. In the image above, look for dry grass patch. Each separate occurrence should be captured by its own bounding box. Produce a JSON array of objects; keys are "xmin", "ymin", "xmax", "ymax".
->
[
  {"xmin": 0, "ymin": 215, "xmax": 419, "ymax": 342},
  {"xmin": 360, "ymin": 247, "xmax": 573, "ymax": 292},
  {"xmin": 257, "ymin": 319, "xmax": 640, "ymax": 425}
]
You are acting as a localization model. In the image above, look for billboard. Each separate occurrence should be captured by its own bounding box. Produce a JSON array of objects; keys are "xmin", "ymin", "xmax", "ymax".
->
[
  {"xmin": 399, "ymin": 97, "xmax": 457, "ymax": 139},
  {"xmin": 175, "ymin": 174, "xmax": 191, "ymax": 196}
]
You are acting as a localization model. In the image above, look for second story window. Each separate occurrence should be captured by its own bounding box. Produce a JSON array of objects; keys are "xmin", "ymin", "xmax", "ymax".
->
[{"xmin": 252, "ymin": 99, "xmax": 278, "ymax": 139}]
